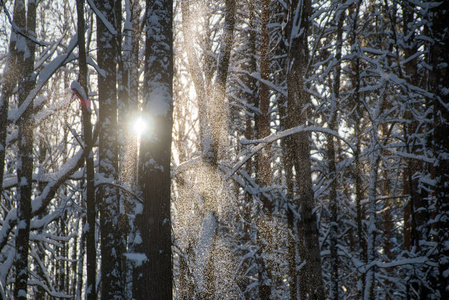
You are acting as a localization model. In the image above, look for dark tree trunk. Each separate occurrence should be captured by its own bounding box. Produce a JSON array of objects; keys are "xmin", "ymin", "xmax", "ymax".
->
[
  {"xmin": 428, "ymin": 2, "xmax": 449, "ymax": 298},
  {"xmin": 327, "ymin": 8, "xmax": 344, "ymax": 300},
  {"xmin": 0, "ymin": 0, "xmax": 23, "ymax": 197},
  {"xmin": 14, "ymin": 0, "xmax": 37, "ymax": 298},
  {"xmin": 93, "ymin": 0, "xmax": 122, "ymax": 298},
  {"xmin": 286, "ymin": 0, "xmax": 324, "ymax": 299},
  {"xmin": 348, "ymin": 2, "xmax": 366, "ymax": 298},
  {"xmin": 134, "ymin": 0, "xmax": 173, "ymax": 298},
  {"xmin": 76, "ymin": 0, "xmax": 97, "ymax": 299},
  {"xmin": 257, "ymin": 1, "xmax": 273, "ymax": 298}
]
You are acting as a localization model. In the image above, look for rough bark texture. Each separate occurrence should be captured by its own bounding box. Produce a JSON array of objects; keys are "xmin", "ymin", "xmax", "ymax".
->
[
  {"xmin": 76, "ymin": 0, "xmax": 97, "ymax": 299},
  {"xmin": 257, "ymin": 1, "xmax": 273, "ymax": 298},
  {"xmin": 94, "ymin": 0, "xmax": 122, "ymax": 298},
  {"xmin": 327, "ymin": 8, "xmax": 344, "ymax": 299},
  {"xmin": 134, "ymin": 0, "xmax": 173, "ymax": 298},
  {"xmin": 0, "ymin": 0, "xmax": 22, "ymax": 197},
  {"xmin": 429, "ymin": 2, "xmax": 449, "ymax": 298},
  {"xmin": 287, "ymin": 0, "xmax": 324, "ymax": 299},
  {"xmin": 286, "ymin": 0, "xmax": 325, "ymax": 299},
  {"xmin": 348, "ymin": 2, "xmax": 366, "ymax": 298},
  {"xmin": 14, "ymin": 0, "xmax": 37, "ymax": 298}
]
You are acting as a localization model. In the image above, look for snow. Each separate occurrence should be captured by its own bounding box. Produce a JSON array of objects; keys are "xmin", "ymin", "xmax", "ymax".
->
[
  {"xmin": 228, "ymin": 125, "xmax": 355, "ymax": 178},
  {"xmin": 144, "ymin": 84, "xmax": 172, "ymax": 117},
  {"xmin": 11, "ymin": 34, "xmax": 78, "ymax": 123},
  {"xmin": 71, "ymin": 81, "xmax": 88, "ymax": 102},
  {"xmin": 86, "ymin": 0, "xmax": 118, "ymax": 36},
  {"xmin": 31, "ymin": 147, "xmax": 85, "ymax": 214},
  {"xmin": 124, "ymin": 253, "xmax": 147, "ymax": 267}
]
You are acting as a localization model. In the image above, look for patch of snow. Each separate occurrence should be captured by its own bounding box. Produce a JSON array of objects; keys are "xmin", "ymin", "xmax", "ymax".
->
[{"xmin": 124, "ymin": 252, "xmax": 147, "ymax": 267}]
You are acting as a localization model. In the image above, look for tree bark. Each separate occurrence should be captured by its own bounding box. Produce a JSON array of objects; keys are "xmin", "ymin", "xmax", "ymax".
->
[
  {"xmin": 93, "ymin": 0, "xmax": 122, "ymax": 298},
  {"xmin": 428, "ymin": 2, "xmax": 449, "ymax": 298},
  {"xmin": 286, "ymin": 0, "xmax": 325, "ymax": 299},
  {"xmin": 327, "ymin": 7, "xmax": 344, "ymax": 299},
  {"xmin": 134, "ymin": 0, "xmax": 173, "ymax": 298},
  {"xmin": 76, "ymin": 0, "xmax": 97, "ymax": 299},
  {"xmin": 14, "ymin": 0, "xmax": 37, "ymax": 298},
  {"xmin": 257, "ymin": 1, "xmax": 273, "ymax": 298}
]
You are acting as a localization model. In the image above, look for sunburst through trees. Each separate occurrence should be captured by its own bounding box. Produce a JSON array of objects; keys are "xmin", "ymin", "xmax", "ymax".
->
[{"xmin": 0, "ymin": 0, "xmax": 448, "ymax": 299}]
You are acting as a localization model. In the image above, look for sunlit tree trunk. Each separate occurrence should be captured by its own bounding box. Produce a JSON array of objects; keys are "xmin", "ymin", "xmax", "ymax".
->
[
  {"xmin": 134, "ymin": 0, "xmax": 173, "ymax": 298},
  {"xmin": 286, "ymin": 0, "xmax": 324, "ymax": 298},
  {"xmin": 76, "ymin": 0, "xmax": 97, "ymax": 299},
  {"xmin": 93, "ymin": 0, "xmax": 122, "ymax": 298},
  {"xmin": 14, "ymin": 0, "xmax": 37, "ymax": 298}
]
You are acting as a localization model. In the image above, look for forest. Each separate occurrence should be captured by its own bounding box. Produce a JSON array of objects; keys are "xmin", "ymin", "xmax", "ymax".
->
[{"xmin": 0, "ymin": 0, "xmax": 448, "ymax": 299}]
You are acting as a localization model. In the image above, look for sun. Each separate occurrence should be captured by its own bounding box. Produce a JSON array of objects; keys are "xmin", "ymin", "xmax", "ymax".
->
[{"xmin": 130, "ymin": 113, "xmax": 153, "ymax": 138}]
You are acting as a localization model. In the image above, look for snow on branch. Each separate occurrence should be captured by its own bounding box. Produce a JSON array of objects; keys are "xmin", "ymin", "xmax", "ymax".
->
[
  {"xmin": 0, "ymin": 136, "xmax": 95, "ymax": 253},
  {"xmin": 86, "ymin": 0, "xmax": 118, "ymax": 36},
  {"xmin": 227, "ymin": 125, "xmax": 356, "ymax": 178},
  {"xmin": 0, "ymin": 0, "xmax": 47, "ymax": 47},
  {"xmin": 10, "ymin": 34, "xmax": 78, "ymax": 123},
  {"xmin": 31, "ymin": 148, "xmax": 86, "ymax": 215},
  {"xmin": 233, "ymin": 70, "xmax": 287, "ymax": 96}
]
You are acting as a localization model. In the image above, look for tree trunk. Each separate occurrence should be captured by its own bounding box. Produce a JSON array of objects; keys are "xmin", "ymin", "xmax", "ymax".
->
[
  {"xmin": 257, "ymin": 1, "xmax": 273, "ymax": 298},
  {"xmin": 286, "ymin": 0, "xmax": 325, "ymax": 299},
  {"xmin": 76, "ymin": 0, "xmax": 97, "ymax": 299},
  {"xmin": 0, "ymin": 0, "xmax": 23, "ymax": 197},
  {"xmin": 134, "ymin": 0, "xmax": 173, "ymax": 298},
  {"xmin": 327, "ymin": 8, "xmax": 344, "ymax": 299},
  {"xmin": 93, "ymin": 0, "xmax": 122, "ymax": 298},
  {"xmin": 14, "ymin": 0, "xmax": 37, "ymax": 298},
  {"xmin": 348, "ymin": 2, "xmax": 367, "ymax": 298},
  {"xmin": 210, "ymin": 0, "xmax": 236, "ymax": 166},
  {"xmin": 428, "ymin": 2, "xmax": 449, "ymax": 298}
]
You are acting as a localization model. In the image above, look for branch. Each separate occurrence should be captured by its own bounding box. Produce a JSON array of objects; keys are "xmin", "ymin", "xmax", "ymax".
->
[{"xmin": 0, "ymin": 0, "xmax": 47, "ymax": 47}]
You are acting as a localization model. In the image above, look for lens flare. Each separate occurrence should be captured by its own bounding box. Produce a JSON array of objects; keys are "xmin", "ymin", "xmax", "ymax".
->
[{"xmin": 130, "ymin": 113, "xmax": 153, "ymax": 138}]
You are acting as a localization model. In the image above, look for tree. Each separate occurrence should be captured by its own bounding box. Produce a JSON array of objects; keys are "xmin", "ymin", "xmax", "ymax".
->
[
  {"xmin": 75, "ymin": 0, "xmax": 96, "ymax": 299},
  {"xmin": 428, "ymin": 1, "xmax": 449, "ymax": 297},
  {"xmin": 14, "ymin": 0, "xmax": 37, "ymax": 298},
  {"xmin": 133, "ymin": 0, "xmax": 173, "ymax": 298},
  {"xmin": 285, "ymin": 0, "xmax": 325, "ymax": 298}
]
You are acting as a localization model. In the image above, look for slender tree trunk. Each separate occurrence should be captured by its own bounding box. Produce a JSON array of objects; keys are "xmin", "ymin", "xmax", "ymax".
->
[
  {"xmin": 327, "ymin": 8, "xmax": 344, "ymax": 299},
  {"xmin": 134, "ymin": 1, "xmax": 173, "ymax": 298},
  {"xmin": 76, "ymin": 0, "xmax": 97, "ymax": 299},
  {"xmin": 257, "ymin": 1, "xmax": 273, "ymax": 298},
  {"xmin": 93, "ymin": 0, "xmax": 122, "ymax": 298},
  {"xmin": 210, "ymin": 0, "xmax": 236, "ymax": 166},
  {"xmin": 348, "ymin": 2, "xmax": 367, "ymax": 298},
  {"xmin": 400, "ymin": 0, "xmax": 423, "ymax": 255},
  {"xmin": 428, "ymin": 2, "xmax": 449, "ymax": 298},
  {"xmin": 0, "ymin": 0, "xmax": 22, "ymax": 196},
  {"xmin": 14, "ymin": 0, "xmax": 37, "ymax": 298},
  {"xmin": 286, "ymin": 0, "xmax": 324, "ymax": 299}
]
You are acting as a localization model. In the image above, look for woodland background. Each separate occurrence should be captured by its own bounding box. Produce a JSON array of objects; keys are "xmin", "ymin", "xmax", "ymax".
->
[{"xmin": 0, "ymin": 0, "xmax": 448, "ymax": 299}]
